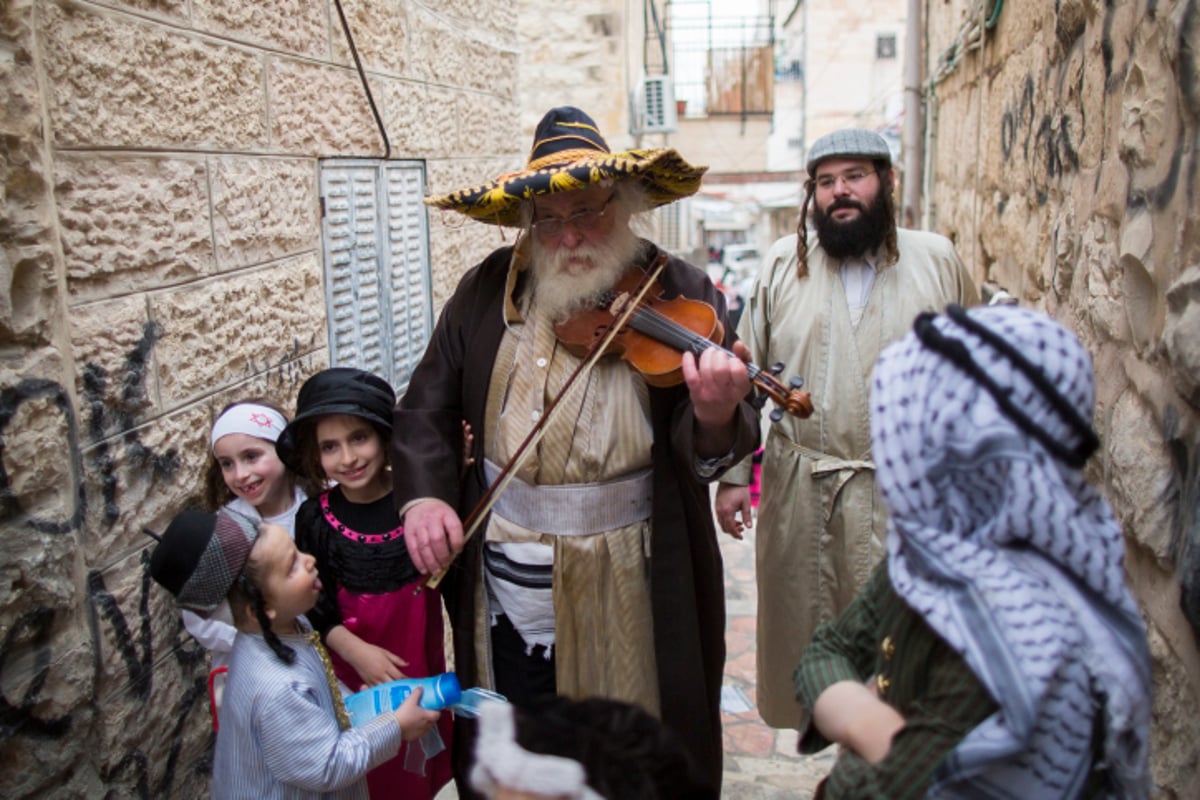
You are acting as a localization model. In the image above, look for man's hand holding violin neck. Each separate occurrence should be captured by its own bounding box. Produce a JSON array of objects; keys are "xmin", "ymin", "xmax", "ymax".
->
[
  {"xmin": 402, "ymin": 498, "xmax": 464, "ymax": 574},
  {"xmin": 682, "ymin": 340, "xmax": 753, "ymax": 458}
]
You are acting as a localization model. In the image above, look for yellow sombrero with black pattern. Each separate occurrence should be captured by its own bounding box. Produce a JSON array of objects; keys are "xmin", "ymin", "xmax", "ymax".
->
[{"xmin": 425, "ymin": 106, "xmax": 707, "ymax": 227}]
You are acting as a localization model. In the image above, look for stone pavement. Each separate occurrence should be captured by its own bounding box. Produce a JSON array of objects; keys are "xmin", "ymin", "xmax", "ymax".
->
[{"xmin": 718, "ymin": 520, "xmax": 834, "ymax": 799}]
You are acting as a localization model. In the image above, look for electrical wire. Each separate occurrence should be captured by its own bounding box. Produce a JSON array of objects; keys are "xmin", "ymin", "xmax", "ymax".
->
[
  {"xmin": 333, "ymin": 0, "xmax": 390, "ymax": 159},
  {"xmin": 928, "ymin": 0, "xmax": 1004, "ymax": 87}
]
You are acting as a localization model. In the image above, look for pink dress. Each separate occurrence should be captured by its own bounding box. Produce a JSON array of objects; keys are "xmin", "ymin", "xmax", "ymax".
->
[{"xmin": 296, "ymin": 488, "xmax": 453, "ymax": 799}]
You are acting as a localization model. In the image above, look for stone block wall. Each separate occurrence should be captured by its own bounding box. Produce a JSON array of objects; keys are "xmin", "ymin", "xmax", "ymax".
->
[
  {"xmin": 0, "ymin": 0, "xmax": 516, "ymax": 796},
  {"xmin": 924, "ymin": 0, "xmax": 1200, "ymax": 794}
]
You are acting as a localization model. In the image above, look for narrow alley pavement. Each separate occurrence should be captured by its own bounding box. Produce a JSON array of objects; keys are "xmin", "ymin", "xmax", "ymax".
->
[{"xmin": 717, "ymin": 516, "xmax": 834, "ymax": 798}]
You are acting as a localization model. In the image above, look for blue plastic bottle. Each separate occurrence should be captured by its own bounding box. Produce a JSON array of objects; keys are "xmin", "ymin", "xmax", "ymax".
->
[{"xmin": 344, "ymin": 673, "xmax": 462, "ymax": 727}]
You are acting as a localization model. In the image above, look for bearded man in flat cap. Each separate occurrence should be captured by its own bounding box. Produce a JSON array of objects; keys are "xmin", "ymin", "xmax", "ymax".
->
[
  {"xmin": 715, "ymin": 128, "xmax": 979, "ymax": 730},
  {"xmin": 392, "ymin": 106, "xmax": 761, "ymax": 795}
]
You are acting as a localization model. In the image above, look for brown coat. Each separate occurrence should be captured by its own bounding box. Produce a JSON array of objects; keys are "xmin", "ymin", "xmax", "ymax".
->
[{"xmin": 392, "ymin": 241, "xmax": 761, "ymax": 794}]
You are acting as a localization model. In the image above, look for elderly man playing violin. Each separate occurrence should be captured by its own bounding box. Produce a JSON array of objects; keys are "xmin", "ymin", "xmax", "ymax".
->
[{"xmin": 392, "ymin": 106, "xmax": 763, "ymax": 796}]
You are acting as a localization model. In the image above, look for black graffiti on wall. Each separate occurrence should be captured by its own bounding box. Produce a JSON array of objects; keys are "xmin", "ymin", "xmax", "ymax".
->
[
  {"xmin": 0, "ymin": 322, "xmax": 181, "ymax": 532},
  {"xmin": 85, "ymin": 550, "xmax": 156, "ymax": 700},
  {"xmin": 999, "ymin": 74, "xmax": 1083, "ymax": 206},
  {"xmin": 0, "ymin": 547, "xmax": 212, "ymax": 795},
  {"xmin": 98, "ymin": 675, "xmax": 210, "ymax": 799},
  {"xmin": 242, "ymin": 334, "xmax": 321, "ymax": 395},
  {"xmin": 0, "ymin": 379, "xmax": 85, "ymax": 533},
  {"xmin": 997, "ymin": 0, "xmax": 1196, "ymax": 210},
  {"xmin": 85, "ymin": 548, "xmax": 212, "ymax": 796},
  {"xmin": 1123, "ymin": 0, "xmax": 1199, "ymax": 211},
  {"xmin": 81, "ymin": 321, "xmax": 182, "ymax": 526},
  {"xmin": 0, "ymin": 607, "xmax": 73, "ymax": 740}
]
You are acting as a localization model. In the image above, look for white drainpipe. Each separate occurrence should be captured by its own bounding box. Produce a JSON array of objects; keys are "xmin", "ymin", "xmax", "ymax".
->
[{"xmin": 902, "ymin": 0, "xmax": 924, "ymax": 228}]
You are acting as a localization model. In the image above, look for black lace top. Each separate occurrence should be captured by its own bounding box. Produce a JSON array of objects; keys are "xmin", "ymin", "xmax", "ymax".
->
[{"xmin": 295, "ymin": 487, "xmax": 420, "ymax": 636}]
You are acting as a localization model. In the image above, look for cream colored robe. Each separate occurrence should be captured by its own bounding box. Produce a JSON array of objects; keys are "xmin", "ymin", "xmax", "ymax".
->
[
  {"xmin": 478, "ymin": 294, "xmax": 660, "ymax": 715},
  {"xmin": 725, "ymin": 229, "xmax": 978, "ymax": 728}
]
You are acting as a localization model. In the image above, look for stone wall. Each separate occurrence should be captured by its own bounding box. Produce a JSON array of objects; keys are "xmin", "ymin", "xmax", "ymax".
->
[
  {"xmin": 0, "ymin": 0, "xmax": 515, "ymax": 796},
  {"xmin": 924, "ymin": 0, "xmax": 1200, "ymax": 794},
  {"xmin": 516, "ymin": 0, "xmax": 635, "ymax": 148}
]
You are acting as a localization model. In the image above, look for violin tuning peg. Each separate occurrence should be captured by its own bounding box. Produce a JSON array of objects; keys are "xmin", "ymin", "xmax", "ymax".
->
[
  {"xmin": 769, "ymin": 408, "xmax": 784, "ymax": 423},
  {"xmin": 750, "ymin": 393, "xmax": 768, "ymax": 410},
  {"xmin": 770, "ymin": 362, "xmax": 784, "ymax": 375},
  {"xmin": 789, "ymin": 376, "xmax": 804, "ymax": 390}
]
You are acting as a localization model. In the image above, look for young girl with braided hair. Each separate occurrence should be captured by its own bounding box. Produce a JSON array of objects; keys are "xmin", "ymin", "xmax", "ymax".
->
[
  {"xmin": 148, "ymin": 508, "xmax": 439, "ymax": 798},
  {"xmin": 275, "ymin": 367, "xmax": 452, "ymax": 799}
]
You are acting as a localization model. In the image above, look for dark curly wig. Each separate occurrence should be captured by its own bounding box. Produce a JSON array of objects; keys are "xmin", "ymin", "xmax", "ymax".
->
[{"xmin": 508, "ymin": 696, "xmax": 712, "ymax": 799}]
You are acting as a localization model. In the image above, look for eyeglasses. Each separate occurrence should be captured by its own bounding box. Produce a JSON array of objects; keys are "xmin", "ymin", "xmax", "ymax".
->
[
  {"xmin": 814, "ymin": 169, "xmax": 877, "ymax": 191},
  {"xmin": 531, "ymin": 195, "xmax": 614, "ymax": 240}
]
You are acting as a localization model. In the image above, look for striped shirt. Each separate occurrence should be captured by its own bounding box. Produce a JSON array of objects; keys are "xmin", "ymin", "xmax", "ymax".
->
[
  {"xmin": 794, "ymin": 562, "xmax": 997, "ymax": 799},
  {"xmin": 212, "ymin": 630, "xmax": 401, "ymax": 799}
]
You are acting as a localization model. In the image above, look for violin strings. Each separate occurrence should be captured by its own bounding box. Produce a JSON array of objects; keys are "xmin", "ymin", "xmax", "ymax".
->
[{"xmin": 629, "ymin": 306, "xmax": 768, "ymax": 381}]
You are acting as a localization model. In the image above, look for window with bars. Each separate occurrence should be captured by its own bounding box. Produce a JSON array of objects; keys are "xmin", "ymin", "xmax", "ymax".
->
[
  {"xmin": 319, "ymin": 159, "xmax": 433, "ymax": 392},
  {"xmin": 877, "ymin": 34, "xmax": 897, "ymax": 59}
]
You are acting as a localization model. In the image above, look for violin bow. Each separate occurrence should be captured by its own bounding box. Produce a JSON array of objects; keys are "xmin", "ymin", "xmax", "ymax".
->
[{"xmin": 420, "ymin": 253, "xmax": 670, "ymax": 592}]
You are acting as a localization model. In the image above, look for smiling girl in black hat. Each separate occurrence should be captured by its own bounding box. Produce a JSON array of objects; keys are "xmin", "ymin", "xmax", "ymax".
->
[{"xmin": 276, "ymin": 367, "xmax": 453, "ymax": 799}]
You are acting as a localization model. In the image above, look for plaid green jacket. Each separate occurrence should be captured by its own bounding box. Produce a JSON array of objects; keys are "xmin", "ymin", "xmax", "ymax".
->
[{"xmin": 794, "ymin": 562, "xmax": 996, "ymax": 799}]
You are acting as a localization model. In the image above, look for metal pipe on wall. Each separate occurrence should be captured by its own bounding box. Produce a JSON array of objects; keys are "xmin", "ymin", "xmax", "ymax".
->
[
  {"xmin": 800, "ymin": 0, "xmax": 808, "ymax": 169},
  {"xmin": 901, "ymin": 0, "xmax": 923, "ymax": 227}
]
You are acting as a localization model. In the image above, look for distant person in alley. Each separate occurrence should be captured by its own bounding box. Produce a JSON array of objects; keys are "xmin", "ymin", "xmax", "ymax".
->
[
  {"xmin": 393, "ymin": 106, "xmax": 760, "ymax": 795},
  {"xmin": 714, "ymin": 127, "xmax": 978, "ymax": 729},
  {"xmin": 795, "ymin": 304, "xmax": 1150, "ymax": 799}
]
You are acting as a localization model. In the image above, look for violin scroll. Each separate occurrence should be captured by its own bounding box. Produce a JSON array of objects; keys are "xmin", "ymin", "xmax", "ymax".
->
[
  {"xmin": 758, "ymin": 371, "xmax": 816, "ymax": 422},
  {"xmin": 748, "ymin": 365, "xmax": 813, "ymax": 422}
]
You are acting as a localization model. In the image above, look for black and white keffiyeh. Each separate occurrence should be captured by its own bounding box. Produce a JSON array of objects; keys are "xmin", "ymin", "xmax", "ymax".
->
[{"xmin": 870, "ymin": 305, "xmax": 1151, "ymax": 799}]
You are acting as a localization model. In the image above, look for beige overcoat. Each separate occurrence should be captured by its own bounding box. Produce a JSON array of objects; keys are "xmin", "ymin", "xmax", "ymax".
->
[{"xmin": 725, "ymin": 229, "xmax": 978, "ymax": 728}]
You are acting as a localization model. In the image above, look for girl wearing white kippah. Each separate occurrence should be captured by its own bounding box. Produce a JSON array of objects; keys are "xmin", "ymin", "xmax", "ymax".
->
[{"xmin": 186, "ymin": 398, "xmax": 308, "ymax": 685}]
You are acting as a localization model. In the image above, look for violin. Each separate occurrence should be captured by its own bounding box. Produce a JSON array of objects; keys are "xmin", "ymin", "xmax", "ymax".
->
[{"xmin": 554, "ymin": 258, "xmax": 814, "ymax": 421}]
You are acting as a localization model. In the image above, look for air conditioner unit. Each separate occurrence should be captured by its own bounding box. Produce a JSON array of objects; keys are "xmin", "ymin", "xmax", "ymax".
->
[{"xmin": 631, "ymin": 75, "xmax": 678, "ymax": 135}]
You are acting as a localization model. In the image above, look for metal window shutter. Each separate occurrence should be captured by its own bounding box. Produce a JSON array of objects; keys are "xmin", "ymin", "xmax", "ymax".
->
[
  {"xmin": 321, "ymin": 164, "xmax": 389, "ymax": 381},
  {"xmin": 382, "ymin": 163, "xmax": 433, "ymax": 391},
  {"xmin": 320, "ymin": 160, "xmax": 432, "ymax": 392}
]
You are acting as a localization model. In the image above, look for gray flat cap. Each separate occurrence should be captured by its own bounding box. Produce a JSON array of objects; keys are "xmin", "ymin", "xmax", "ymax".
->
[{"xmin": 806, "ymin": 128, "xmax": 891, "ymax": 175}]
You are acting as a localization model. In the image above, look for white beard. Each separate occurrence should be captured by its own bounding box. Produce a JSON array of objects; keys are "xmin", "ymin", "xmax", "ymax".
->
[{"xmin": 529, "ymin": 224, "xmax": 643, "ymax": 322}]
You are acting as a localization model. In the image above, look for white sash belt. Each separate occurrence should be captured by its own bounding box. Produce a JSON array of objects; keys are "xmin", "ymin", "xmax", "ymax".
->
[
  {"xmin": 772, "ymin": 433, "xmax": 875, "ymax": 524},
  {"xmin": 483, "ymin": 459, "xmax": 653, "ymax": 536}
]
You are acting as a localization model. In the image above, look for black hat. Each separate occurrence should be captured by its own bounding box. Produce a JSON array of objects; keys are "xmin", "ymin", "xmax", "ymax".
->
[
  {"xmin": 148, "ymin": 508, "xmax": 260, "ymax": 614},
  {"xmin": 275, "ymin": 368, "xmax": 396, "ymax": 473}
]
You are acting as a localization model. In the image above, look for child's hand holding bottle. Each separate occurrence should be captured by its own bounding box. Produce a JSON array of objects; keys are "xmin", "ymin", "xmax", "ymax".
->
[{"xmin": 393, "ymin": 687, "xmax": 441, "ymax": 742}]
